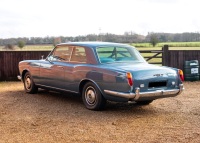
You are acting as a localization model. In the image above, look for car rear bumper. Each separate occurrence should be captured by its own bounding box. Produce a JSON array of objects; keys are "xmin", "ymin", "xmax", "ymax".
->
[{"xmin": 104, "ymin": 84, "xmax": 184, "ymax": 101}]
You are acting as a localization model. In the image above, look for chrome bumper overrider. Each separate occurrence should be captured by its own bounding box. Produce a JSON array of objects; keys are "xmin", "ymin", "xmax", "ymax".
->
[
  {"xmin": 104, "ymin": 84, "xmax": 184, "ymax": 101},
  {"xmin": 17, "ymin": 75, "xmax": 22, "ymax": 80}
]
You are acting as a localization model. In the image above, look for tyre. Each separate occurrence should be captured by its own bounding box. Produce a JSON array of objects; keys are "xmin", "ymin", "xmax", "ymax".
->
[
  {"xmin": 136, "ymin": 100, "xmax": 153, "ymax": 105},
  {"xmin": 82, "ymin": 82, "xmax": 106, "ymax": 110},
  {"xmin": 23, "ymin": 72, "xmax": 38, "ymax": 94}
]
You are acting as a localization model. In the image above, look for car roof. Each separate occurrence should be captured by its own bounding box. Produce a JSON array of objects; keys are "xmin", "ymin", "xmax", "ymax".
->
[{"xmin": 56, "ymin": 41, "xmax": 132, "ymax": 49}]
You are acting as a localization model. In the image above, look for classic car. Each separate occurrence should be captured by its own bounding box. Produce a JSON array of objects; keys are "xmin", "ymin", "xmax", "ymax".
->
[{"xmin": 18, "ymin": 42, "xmax": 184, "ymax": 110}]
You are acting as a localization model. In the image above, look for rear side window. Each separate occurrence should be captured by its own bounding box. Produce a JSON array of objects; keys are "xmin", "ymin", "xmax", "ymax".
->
[{"xmin": 70, "ymin": 46, "xmax": 87, "ymax": 63}]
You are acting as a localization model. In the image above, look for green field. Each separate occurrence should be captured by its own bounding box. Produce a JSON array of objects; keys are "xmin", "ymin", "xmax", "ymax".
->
[{"xmin": 0, "ymin": 44, "xmax": 53, "ymax": 51}]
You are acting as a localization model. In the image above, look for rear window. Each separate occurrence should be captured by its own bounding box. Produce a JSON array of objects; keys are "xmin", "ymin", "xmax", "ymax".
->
[{"xmin": 96, "ymin": 46, "xmax": 145, "ymax": 63}]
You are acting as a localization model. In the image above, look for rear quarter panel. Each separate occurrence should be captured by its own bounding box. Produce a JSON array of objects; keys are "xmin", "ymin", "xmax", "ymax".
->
[{"xmin": 82, "ymin": 66, "xmax": 130, "ymax": 101}]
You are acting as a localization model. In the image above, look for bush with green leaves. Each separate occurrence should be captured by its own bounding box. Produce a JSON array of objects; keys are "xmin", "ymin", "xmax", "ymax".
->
[
  {"xmin": 18, "ymin": 41, "xmax": 25, "ymax": 49},
  {"xmin": 150, "ymin": 34, "xmax": 159, "ymax": 47}
]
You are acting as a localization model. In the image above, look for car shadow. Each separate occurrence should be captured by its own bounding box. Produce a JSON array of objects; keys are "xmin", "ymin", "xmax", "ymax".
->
[
  {"xmin": 35, "ymin": 89, "xmax": 158, "ymax": 115},
  {"xmin": 37, "ymin": 89, "xmax": 83, "ymax": 105},
  {"xmin": 5, "ymin": 87, "xmax": 164, "ymax": 118}
]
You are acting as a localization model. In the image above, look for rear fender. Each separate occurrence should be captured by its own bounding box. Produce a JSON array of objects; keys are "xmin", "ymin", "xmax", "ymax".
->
[
  {"xmin": 79, "ymin": 78, "xmax": 129, "ymax": 102},
  {"xmin": 79, "ymin": 78, "xmax": 104, "ymax": 96}
]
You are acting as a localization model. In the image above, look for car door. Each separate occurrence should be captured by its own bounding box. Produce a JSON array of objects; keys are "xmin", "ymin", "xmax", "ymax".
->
[
  {"xmin": 39, "ymin": 45, "xmax": 73, "ymax": 89},
  {"xmin": 63, "ymin": 46, "xmax": 88, "ymax": 92}
]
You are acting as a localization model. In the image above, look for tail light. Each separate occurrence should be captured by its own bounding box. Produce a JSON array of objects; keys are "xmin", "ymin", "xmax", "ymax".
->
[
  {"xmin": 126, "ymin": 72, "xmax": 133, "ymax": 86},
  {"xmin": 179, "ymin": 69, "xmax": 184, "ymax": 81}
]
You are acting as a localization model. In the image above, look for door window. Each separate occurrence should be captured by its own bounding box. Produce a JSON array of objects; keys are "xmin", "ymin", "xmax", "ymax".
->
[{"xmin": 48, "ymin": 46, "xmax": 73, "ymax": 61}]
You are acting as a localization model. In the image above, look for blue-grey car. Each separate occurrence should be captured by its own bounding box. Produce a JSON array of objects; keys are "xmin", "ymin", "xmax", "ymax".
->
[{"xmin": 18, "ymin": 42, "xmax": 184, "ymax": 110}]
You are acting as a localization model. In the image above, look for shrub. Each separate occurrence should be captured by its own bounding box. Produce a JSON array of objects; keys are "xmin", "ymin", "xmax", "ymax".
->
[
  {"xmin": 150, "ymin": 34, "xmax": 159, "ymax": 47},
  {"xmin": 4, "ymin": 44, "xmax": 15, "ymax": 50},
  {"xmin": 18, "ymin": 41, "xmax": 25, "ymax": 49}
]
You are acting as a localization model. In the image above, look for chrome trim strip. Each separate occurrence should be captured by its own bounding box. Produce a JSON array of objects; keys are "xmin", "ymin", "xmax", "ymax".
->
[
  {"xmin": 104, "ymin": 84, "xmax": 184, "ymax": 100},
  {"xmin": 35, "ymin": 84, "xmax": 79, "ymax": 94}
]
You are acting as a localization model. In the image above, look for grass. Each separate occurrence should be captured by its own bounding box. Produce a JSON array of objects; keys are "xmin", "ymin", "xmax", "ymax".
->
[{"xmin": 0, "ymin": 44, "xmax": 53, "ymax": 51}]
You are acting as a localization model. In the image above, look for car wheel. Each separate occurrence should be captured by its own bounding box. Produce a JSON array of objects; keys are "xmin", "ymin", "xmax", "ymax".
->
[
  {"xmin": 23, "ymin": 72, "xmax": 38, "ymax": 94},
  {"xmin": 136, "ymin": 100, "xmax": 153, "ymax": 105},
  {"xmin": 82, "ymin": 82, "xmax": 106, "ymax": 110}
]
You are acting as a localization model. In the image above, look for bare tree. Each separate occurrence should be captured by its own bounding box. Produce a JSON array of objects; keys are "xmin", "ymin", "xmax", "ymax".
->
[
  {"xmin": 53, "ymin": 37, "xmax": 61, "ymax": 47},
  {"xmin": 4, "ymin": 44, "xmax": 15, "ymax": 50}
]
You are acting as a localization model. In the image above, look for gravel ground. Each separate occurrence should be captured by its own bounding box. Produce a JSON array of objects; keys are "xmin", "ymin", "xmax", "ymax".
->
[{"xmin": 0, "ymin": 81, "xmax": 200, "ymax": 143}]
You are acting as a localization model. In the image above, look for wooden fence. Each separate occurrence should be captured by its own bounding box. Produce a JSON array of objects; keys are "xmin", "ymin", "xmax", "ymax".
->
[
  {"xmin": 0, "ymin": 45, "xmax": 200, "ymax": 81},
  {"xmin": 162, "ymin": 45, "xmax": 200, "ymax": 70},
  {"xmin": 0, "ymin": 51, "xmax": 50, "ymax": 81}
]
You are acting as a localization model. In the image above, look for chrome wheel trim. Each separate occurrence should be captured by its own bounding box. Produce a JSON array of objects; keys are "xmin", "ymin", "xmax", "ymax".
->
[
  {"xmin": 25, "ymin": 76, "xmax": 31, "ymax": 90},
  {"xmin": 85, "ymin": 86, "xmax": 97, "ymax": 105}
]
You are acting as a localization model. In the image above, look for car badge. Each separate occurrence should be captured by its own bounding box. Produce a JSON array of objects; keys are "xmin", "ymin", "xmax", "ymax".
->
[{"xmin": 153, "ymin": 74, "xmax": 163, "ymax": 77}]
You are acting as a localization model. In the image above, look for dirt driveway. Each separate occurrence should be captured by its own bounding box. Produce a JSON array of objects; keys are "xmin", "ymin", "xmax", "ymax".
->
[{"xmin": 0, "ymin": 81, "xmax": 200, "ymax": 143}]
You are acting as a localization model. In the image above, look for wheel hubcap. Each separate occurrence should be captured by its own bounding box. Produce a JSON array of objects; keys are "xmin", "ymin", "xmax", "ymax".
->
[
  {"xmin": 85, "ymin": 87, "xmax": 96, "ymax": 105},
  {"xmin": 25, "ymin": 76, "xmax": 31, "ymax": 89}
]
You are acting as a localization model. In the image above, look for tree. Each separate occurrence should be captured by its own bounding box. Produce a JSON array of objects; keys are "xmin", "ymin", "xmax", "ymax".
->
[
  {"xmin": 150, "ymin": 34, "xmax": 159, "ymax": 47},
  {"xmin": 18, "ymin": 40, "xmax": 25, "ymax": 49}
]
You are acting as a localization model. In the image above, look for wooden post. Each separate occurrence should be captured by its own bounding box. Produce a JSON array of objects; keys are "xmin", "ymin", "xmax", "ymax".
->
[
  {"xmin": 162, "ymin": 45, "xmax": 169, "ymax": 66},
  {"xmin": 0, "ymin": 52, "xmax": 3, "ymax": 80}
]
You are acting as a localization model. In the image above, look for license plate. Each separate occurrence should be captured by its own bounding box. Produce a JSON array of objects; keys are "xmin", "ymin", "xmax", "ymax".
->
[{"xmin": 191, "ymin": 68, "xmax": 198, "ymax": 74}]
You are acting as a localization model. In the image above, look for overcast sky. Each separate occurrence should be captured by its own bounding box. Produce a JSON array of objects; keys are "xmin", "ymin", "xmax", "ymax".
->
[{"xmin": 0, "ymin": 0, "xmax": 200, "ymax": 38}]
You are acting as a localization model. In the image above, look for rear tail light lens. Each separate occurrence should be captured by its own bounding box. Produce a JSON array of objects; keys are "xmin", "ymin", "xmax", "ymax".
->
[
  {"xmin": 179, "ymin": 69, "xmax": 184, "ymax": 81},
  {"xmin": 126, "ymin": 72, "xmax": 133, "ymax": 86}
]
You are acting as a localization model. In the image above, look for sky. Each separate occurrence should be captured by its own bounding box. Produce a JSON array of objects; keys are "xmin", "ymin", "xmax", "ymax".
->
[{"xmin": 0, "ymin": 0, "xmax": 200, "ymax": 38}]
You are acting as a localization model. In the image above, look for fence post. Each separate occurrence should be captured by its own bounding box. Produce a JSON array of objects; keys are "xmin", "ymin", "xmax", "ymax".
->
[
  {"xmin": 162, "ymin": 45, "xmax": 169, "ymax": 66},
  {"xmin": 0, "ymin": 52, "xmax": 3, "ymax": 80}
]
